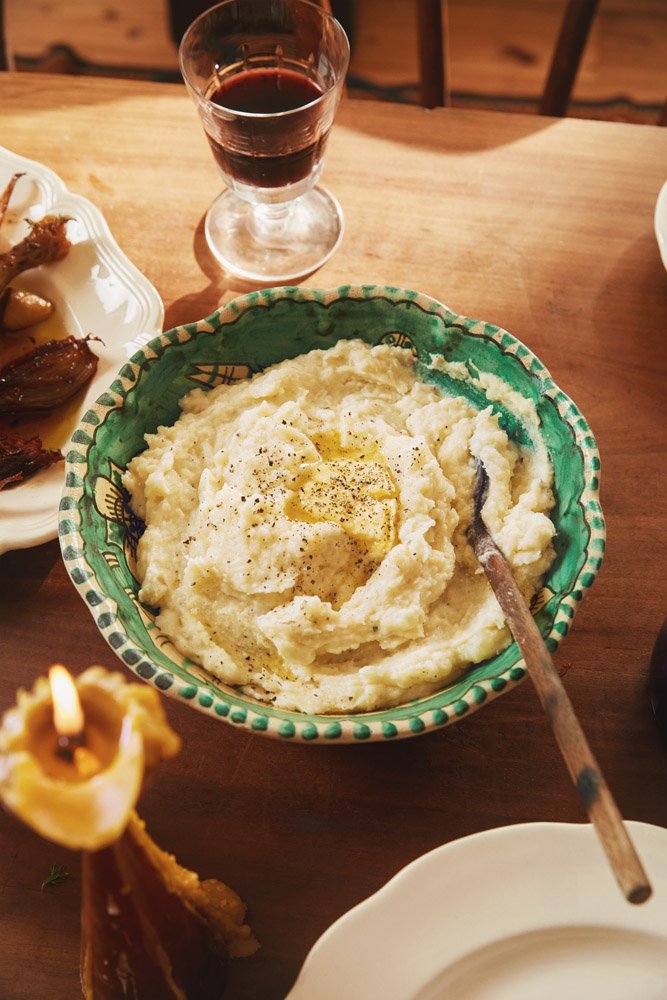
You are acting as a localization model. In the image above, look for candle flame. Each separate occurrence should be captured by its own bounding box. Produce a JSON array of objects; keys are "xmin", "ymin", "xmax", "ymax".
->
[{"xmin": 48, "ymin": 665, "xmax": 84, "ymax": 737}]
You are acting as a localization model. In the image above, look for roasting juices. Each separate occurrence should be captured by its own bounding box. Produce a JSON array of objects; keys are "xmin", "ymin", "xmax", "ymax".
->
[{"xmin": 205, "ymin": 65, "xmax": 329, "ymax": 189}]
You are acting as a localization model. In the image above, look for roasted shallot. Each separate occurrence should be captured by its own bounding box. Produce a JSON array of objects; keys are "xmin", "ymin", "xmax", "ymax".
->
[{"xmin": 0, "ymin": 335, "xmax": 98, "ymax": 414}]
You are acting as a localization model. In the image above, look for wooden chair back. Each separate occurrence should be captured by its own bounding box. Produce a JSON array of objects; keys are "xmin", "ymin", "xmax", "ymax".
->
[{"xmin": 417, "ymin": 0, "xmax": 600, "ymax": 116}]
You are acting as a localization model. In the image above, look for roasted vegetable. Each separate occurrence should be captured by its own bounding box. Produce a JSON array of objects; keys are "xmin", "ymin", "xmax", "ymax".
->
[
  {"xmin": 0, "ymin": 336, "xmax": 98, "ymax": 413},
  {"xmin": 0, "ymin": 287, "xmax": 54, "ymax": 331},
  {"xmin": 0, "ymin": 173, "xmax": 24, "ymax": 230},
  {"xmin": 0, "ymin": 177, "xmax": 64, "ymax": 333},
  {"xmin": 0, "ymin": 430, "xmax": 63, "ymax": 489},
  {"xmin": 0, "ymin": 215, "xmax": 71, "ymax": 298}
]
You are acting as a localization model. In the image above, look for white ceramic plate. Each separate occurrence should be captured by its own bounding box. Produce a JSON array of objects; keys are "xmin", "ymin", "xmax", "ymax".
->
[
  {"xmin": 0, "ymin": 146, "xmax": 163, "ymax": 554},
  {"xmin": 655, "ymin": 181, "xmax": 667, "ymax": 271},
  {"xmin": 287, "ymin": 821, "xmax": 667, "ymax": 1000}
]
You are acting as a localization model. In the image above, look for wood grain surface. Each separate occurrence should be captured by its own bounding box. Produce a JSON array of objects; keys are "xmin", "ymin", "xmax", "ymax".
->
[{"xmin": 1, "ymin": 73, "xmax": 666, "ymax": 1000}]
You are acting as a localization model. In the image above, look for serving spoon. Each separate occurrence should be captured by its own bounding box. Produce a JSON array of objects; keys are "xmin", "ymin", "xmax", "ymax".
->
[{"xmin": 468, "ymin": 460, "xmax": 652, "ymax": 905}]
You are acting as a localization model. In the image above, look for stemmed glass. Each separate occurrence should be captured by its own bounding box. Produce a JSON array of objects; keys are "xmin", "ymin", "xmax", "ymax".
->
[{"xmin": 179, "ymin": 0, "xmax": 350, "ymax": 283}]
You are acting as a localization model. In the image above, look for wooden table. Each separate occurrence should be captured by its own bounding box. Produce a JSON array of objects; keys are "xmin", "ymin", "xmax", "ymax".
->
[{"xmin": 1, "ymin": 72, "xmax": 666, "ymax": 1000}]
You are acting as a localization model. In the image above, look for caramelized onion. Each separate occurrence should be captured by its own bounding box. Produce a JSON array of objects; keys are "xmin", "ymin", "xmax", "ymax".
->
[{"xmin": 0, "ymin": 336, "xmax": 98, "ymax": 413}]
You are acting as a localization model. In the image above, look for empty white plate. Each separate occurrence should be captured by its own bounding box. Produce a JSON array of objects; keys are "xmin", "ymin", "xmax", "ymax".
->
[{"xmin": 287, "ymin": 821, "xmax": 667, "ymax": 1000}]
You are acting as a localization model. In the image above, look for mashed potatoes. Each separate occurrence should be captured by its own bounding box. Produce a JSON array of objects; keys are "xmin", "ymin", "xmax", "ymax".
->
[{"xmin": 123, "ymin": 339, "xmax": 555, "ymax": 713}]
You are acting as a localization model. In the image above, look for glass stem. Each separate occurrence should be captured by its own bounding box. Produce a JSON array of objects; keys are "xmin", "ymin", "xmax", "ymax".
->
[{"xmin": 249, "ymin": 200, "xmax": 298, "ymax": 249}]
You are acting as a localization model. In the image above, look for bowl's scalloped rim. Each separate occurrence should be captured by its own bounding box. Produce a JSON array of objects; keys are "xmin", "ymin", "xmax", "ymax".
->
[{"xmin": 59, "ymin": 284, "xmax": 606, "ymax": 743}]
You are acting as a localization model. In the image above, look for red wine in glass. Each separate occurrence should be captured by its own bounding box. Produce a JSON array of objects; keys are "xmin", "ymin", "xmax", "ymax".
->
[
  {"xmin": 206, "ymin": 67, "xmax": 328, "ymax": 188},
  {"xmin": 179, "ymin": 0, "xmax": 349, "ymax": 281}
]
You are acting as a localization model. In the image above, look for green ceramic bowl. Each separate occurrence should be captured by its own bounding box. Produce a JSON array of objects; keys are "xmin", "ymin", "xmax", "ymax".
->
[{"xmin": 59, "ymin": 285, "xmax": 605, "ymax": 742}]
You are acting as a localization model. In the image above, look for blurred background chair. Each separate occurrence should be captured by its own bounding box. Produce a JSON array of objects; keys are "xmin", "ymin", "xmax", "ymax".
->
[
  {"xmin": 417, "ymin": 0, "xmax": 600, "ymax": 114},
  {"xmin": 358, "ymin": 0, "xmax": 666, "ymax": 124},
  {"xmin": 539, "ymin": 0, "xmax": 600, "ymax": 115}
]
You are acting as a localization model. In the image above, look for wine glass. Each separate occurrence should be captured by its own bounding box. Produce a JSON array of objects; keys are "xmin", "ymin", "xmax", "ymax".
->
[{"xmin": 179, "ymin": 0, "xmax": 350, "ymax": 283}]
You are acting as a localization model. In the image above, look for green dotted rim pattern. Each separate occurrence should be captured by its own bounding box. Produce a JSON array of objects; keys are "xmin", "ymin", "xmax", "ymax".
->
[{"xmin": 59, "ymin": 285, "xmax": 605, "ymax": 743}]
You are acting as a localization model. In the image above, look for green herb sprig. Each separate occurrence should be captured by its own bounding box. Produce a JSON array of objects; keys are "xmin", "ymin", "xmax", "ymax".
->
[{"xmin": 41, "ymin": 862, "xmax": 69, "ymax": 891}]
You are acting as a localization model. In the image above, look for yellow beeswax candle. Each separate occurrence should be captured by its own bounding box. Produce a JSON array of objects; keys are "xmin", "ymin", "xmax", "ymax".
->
[{"xmin": 0, "ymin": 666, "xmax": 180, "ymax": 851}]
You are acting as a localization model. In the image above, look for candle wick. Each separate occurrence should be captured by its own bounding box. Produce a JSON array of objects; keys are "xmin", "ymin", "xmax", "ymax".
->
[{"xmin": 55, "ymin": 730, "xmax": 86, "ymax": 763}]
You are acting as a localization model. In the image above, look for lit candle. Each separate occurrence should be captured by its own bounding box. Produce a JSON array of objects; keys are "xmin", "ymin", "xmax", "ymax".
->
[
  {"xmin": 0, "ymin": 665, "xmax": 257, "ymax": 997},
  {"xmin": 50, "ymin": 664, "xmax": 84, "ymax": 742},
  {"xmin": 0, "ymin": 665, "xmax": 180, "ymax": 850},
  {"xmin": 49, "ymin": 664, "xmax": 102, "ymax": 777}
]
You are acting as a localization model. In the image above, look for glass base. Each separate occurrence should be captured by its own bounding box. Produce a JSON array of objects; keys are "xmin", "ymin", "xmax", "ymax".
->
[{"xmin": 204, "ymin": 185, "xmax": 344, "ymax": 283}]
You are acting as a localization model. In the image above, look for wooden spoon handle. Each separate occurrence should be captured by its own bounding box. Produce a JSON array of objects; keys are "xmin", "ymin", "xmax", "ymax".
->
[{"xmin": 475, "ymin": 532, "xmax": 651, "ymax": 905}]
